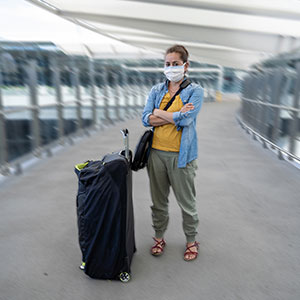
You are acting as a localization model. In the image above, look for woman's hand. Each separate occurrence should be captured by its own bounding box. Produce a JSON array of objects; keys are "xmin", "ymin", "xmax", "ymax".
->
[
  {"xmin": 180, "ymin": 103, "xmax": 194, "ymax": 113},
  {"xmin": 153, "ymin": 108, "xmax": 159, "ymax": 116}
]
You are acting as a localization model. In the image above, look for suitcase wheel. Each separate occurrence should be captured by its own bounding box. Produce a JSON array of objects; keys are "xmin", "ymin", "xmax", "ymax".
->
[
  {"xmin": 119, "ymin": 272, "xmax": 131, "ymax": 283},
  {"xmin": 79, "ymin": 262, "xmax": 85, "ymax": 270}
]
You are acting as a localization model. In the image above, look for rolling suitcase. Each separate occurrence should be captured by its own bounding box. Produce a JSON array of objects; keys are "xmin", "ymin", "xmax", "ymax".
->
[{"xmin": 74, "ymin": 129, "xmax": 136, "ymax": 282}]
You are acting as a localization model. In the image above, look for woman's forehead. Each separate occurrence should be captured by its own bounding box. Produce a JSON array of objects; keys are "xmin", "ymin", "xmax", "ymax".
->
[{"xmin": 165, "ymin": 52, "xmax": 182, "ymax": 62}]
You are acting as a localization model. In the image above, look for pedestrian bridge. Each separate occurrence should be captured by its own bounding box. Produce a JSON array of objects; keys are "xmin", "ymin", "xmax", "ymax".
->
[{"xmin": 1, "ymin": 95, "xmax": 300, "ymax": 300}]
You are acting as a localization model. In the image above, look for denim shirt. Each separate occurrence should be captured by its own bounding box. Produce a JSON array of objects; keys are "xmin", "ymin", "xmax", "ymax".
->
[{"xmin": 142, "ymin": 80, "xmax": 204, "ymax": 168}]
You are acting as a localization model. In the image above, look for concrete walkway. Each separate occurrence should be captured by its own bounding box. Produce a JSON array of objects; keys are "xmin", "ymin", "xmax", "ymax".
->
[{"xmin": 1, "ymin": 96, "xmax": 300, "ymax": 300}]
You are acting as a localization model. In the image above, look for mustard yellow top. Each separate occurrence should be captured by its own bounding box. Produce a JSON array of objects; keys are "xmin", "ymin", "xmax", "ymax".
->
[{"xmin": 152, "ymin": 92, "xmax": 183, "ymax": 152}]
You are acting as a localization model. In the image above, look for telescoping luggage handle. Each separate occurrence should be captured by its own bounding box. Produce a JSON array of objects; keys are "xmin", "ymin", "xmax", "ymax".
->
[{"xmin": 120, "ymin": 129, "xmax": 129, "ymax": 160}]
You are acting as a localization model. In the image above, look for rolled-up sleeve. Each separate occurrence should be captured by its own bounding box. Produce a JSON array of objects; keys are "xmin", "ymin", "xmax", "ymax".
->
[
  {"xmin": 142, "ymin": 86, "xmax": 156, "ymax": 127},
  {"xmin": 173, "ymin": 86, "xmax": 204, "ymax": 129}
]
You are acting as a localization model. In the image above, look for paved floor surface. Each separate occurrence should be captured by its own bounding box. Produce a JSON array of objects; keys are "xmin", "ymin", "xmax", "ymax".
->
[{"xmin": 1, "ymin": 96, "xmax": 300, "ymax": 300}]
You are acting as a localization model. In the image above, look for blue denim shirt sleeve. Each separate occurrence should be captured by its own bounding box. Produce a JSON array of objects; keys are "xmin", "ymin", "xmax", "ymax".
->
[
  {"xmin": 173, "ymin": 86, "xmax": 204, "ymax": 129},
  {"xmin": 142, "ymin": 86, "xmax": 156, "ymax": 127}
]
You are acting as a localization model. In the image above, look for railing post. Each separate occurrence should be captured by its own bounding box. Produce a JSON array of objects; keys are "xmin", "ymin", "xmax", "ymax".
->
[
  {"xmin": 140, "ymin": 71, "xmax": 148, "ymax": 107},
  {"xmin": 208, "ymin": 79, "xmax": 214, "ymax": 102},
  {"xmin": 242, "ymin": 76, "xmax": 250, "ymax": 122},
  {"xmin": 216, "ymin": 65, "xmax": 223, "ymax": 102},
  {"xmin": 113, "ymin": 71, "xmax": 121, "ymax": 121},
  {"xmin": 289, "ymin": 62, "xmax": 300, "ymax": 155},
  {"xmin": 136, "ymin": 71, "xmax": 144, "ymax": 109},
  {"xmin": 130, "ymin": 71, "xmax": 137, "ymax": 116},
  {"xmin": 202, "ymin": 80, "xmax": 207, "ymax": 102},
  {"xmin": 121, "ymin": 68, "xmax": 130, "ymax": 118},
  {"xmin": 262, "ymin": 73, "xmax": 273, "ymax": 138},
  {"xmin": 130, "ymin": 71, "xmax": 138, "ymax": 114},
  {"xmin": 27, "ymin": 60, "xmax": 41, "ymax": 157},
  {"xmin": 132, "ymin": 71, "xmax": 139, "ymax": 109},
  {"xmin": 270, "ymin": 69, "xmax": 284, "ymax": 143},
  {"xmin": 101, "ymin": 67, "xmax": 110, "ymax": 122},
  {"xmin": 88, "ymin": 58, "xmax": 97, "ymax": 127},
  {"xmin": 50, "ymin": 55, "xmax": 64, "ymax": 144},
  {"xmin": 0, "ymin": 69, "xmax": 10, "ymax": 175},
  {"xmin": 251, "ymin": 75, "xmax": 261, "ymax": 130},
  {"xmin": 71, "ymin": 63, "xmax": 83, "ymax": 133},
  {"xmin": 145, "ymin": 77, "xmax": 152, "ymax": 105},
  {"xmin": 248, "ymin": 75, "xmax": 257, "ymax": 126},
  {"xmin": 259, "ymin": 73, "xmax": 270, "ymax": 137},
  {"xmin": 205, "ymin": 79, "xmax": 210, "ymax": 102},
  {"xmin": 243, "ymin": 75, "xmax": 253, "ymax": 124}
]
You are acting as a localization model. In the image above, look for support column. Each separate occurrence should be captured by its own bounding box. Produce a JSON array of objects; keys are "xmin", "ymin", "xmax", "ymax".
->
[
  {"xmin": 27, "ymin": 60, "xmax": 41, "ymax": 157},
  {"xmin": 0, "ymin": 68, "xmax": 10, "ymax": 175},
  {"xmin": 71, "ymin": 62, "xmax": 82, "ymax": 133},
  {"xmin": 50, "ymin": 55, "xmax": 64, "ymax": 145},
  {"xmin": 259, "ymin": 73, "xmax": 271, "ymax": 137},
  {"xmin": 102, "ymin": 67, "xmax": 111, "ymax": 122},
  {"xmin": 121, "ymin": 68, "xmax": 130, "ymax": 118},
  {"xmin": 250, "ymin": 75, "xmax": 260, "ymax": 129},
  {"xmin": 128, "ymin": 71, "xmax": 136, "ymax": 117},
  {"xmin": 289, "ymin": 62, "xmax": 300, "ymax": 155},
  {"xmin": 270, "ymin": 69, "xmax": 284, "ymax": 143},
  {"xmin": 113, "ymin": 71, "xmax": 121, "ymax": 121},
  {"xmin": 136, "ymin": 71, "xmax": 144, "ymax": 108},
  {"xmin": 216, "ymin": 66, "xmax": 223, "ymax": 102},
  {"xmin": 133, "ymin": 71, "xmax": 140, "ymax": 111},
  {"xmin": 88, "ymin": 58, "xmax": 97, "ymax": 127}
]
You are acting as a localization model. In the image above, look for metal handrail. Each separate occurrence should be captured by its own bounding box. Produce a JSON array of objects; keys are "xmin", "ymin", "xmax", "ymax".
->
[
  {"xmin": 3, "ymin": 106, "xmax": 31, "ymax": 114},
  {"xmin": 242, "ymin": 97, "xmax": 300, "ymax": 113},
  {"xmin": 1, "ymin": 99, "xmax": 129, "ymax": 115},
  {"xmin": 236, "ymin": 114, "xmax": 300, "ymax": 163},
  {"xmin": 3, "ymin": 102, "xmax": 80, "ymax": 115}
]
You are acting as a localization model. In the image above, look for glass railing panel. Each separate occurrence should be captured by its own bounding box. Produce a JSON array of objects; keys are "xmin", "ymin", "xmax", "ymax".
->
[
  {"xmin": 39, "ymin": 106, "xmax": 58, "ymax": 146},
  {"xmin": 38, "ymin": 85, "xmax": 56, "ymax": 106},
  {"xmin": 2, "ymin": 86, "xmax": 30, "ymax": 107},
  {"xmin": 81, "ymin": 101, "xmax": 93, "ymax": 129},
  {"xmin": 63, "ymin": 104, "xmax": 77, "ymax": 136},
  {"xmin": 80, "ymin": 86, "xmax": 91, "ymax": 101},
  {"xmin": 61, "ymin": 85, "xmax": 76, "ymax": 103},
  {"xmin": 5, "ymin": 109, "xmax": 33, "ymax": 162}
]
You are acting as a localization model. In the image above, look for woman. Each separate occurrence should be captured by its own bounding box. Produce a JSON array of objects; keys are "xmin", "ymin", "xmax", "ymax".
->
[{"xmin": 142, "ymin": 45, "xmax": 204, "ymax": 261}]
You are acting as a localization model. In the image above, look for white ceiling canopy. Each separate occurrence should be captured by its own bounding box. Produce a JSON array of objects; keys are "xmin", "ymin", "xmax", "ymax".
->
[{"xmin": 26, "ymin": 0, "xmax": 300, "ymax": 70}]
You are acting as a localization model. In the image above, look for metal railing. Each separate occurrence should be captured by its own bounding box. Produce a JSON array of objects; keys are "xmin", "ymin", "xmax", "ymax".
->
[
  {"xmin": 236, "ymin": 114, "xmax": 300, "ymax": 164},
  {"xmin": 0, "ymin": 56, "xmax": 149, "ymax": 176},
  {"xmin": 0, "ymin": 50, "xmax": 225, "ymax": 176},
  {"xmin": 240, "ymin": 61, "xmax": 300, "ymax": 162}
]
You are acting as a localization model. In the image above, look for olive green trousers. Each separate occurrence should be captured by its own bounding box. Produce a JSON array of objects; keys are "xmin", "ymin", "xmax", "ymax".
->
[{"xmin": 147, "ymin": 148, "xmax": 199, "ymax": 243}]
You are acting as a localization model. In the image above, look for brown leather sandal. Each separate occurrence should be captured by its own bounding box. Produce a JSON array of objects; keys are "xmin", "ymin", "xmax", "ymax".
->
[
  {"xmin": 151, "ymin": 237, "xmax": 166, "ymax": 256},
  {"xmin": 184, "ymin": 241, "xmax": 199, "ymax": 261}
]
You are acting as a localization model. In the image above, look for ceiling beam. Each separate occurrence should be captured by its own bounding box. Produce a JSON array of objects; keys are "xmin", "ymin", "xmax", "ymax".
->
[
  {"xmin": 119, "ymin": 39, "xmax": 263, "ymax": 69},
  {"xmin": 127, "ymin": 0, "xmax": 300, "ymax": 21},
  {"xmin": 60, "ymin": 12, "xmax": 282, "ymax": 54}
]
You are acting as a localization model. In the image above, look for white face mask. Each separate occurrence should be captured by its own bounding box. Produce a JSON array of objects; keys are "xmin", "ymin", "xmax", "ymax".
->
[{"xmin": 164, "ymin": 63, "xmax": 186, "ymax": 82}]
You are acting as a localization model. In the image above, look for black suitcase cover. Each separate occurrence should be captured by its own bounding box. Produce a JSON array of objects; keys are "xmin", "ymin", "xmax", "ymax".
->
[{"xmin": 75, "ymin": 150, "xmax": 136, "ymax": 280}]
